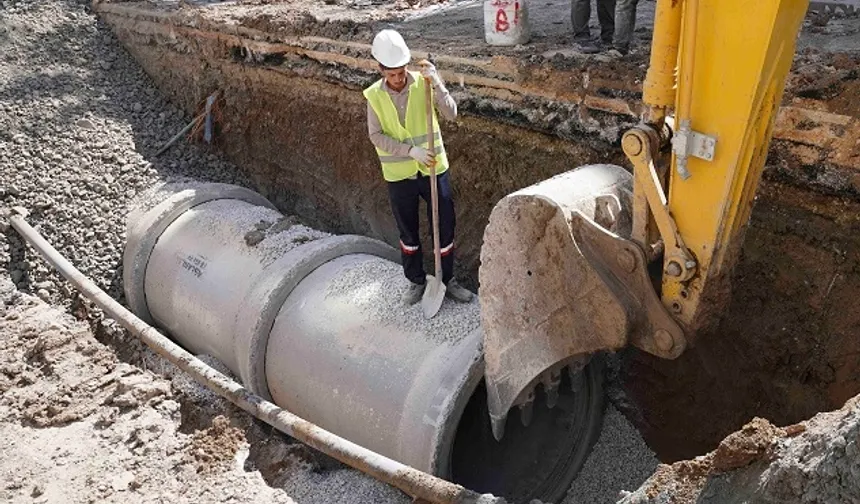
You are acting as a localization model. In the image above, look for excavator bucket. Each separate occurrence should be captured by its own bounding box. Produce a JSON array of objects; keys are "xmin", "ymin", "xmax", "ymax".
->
[{"xmin": 479, "ymin": 164, "xmax": 683, "ymax": 439}]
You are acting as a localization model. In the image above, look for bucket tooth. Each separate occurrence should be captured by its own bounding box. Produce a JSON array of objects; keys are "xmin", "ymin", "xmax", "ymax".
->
[
  {"xmin": 543, "ymin": 370, "xmax": 562, "ymax": 409},
  {"xmin": 519, "ymin": 400, "xmax": 534, "ymax": 427},
  {"xmin": 568, "ymin": 366, "xmax": 584, "ymax": 393},
  {"xmin": 517, "ymin": 389, "xmax": 536, "ymax": 427},
  {"xmin": 491, "ymin": 415, "xmax": 507, "ymax": 442},
  {"xmin": 545, "ymin": 385, "xmax": 559, "ymax": 409}
]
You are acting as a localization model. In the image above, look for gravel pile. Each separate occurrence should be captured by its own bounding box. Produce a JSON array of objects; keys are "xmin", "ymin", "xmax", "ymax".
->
[
  {"xmin": 324, "ymin": 258, "xmax": 481, "ymax": 344},
  {"xmin": 563, "ymin": 405, "xmax": 660, "ymax": 504},
  {"xmin": 0, "ymin": 0, "xmax": 252, "ymax": 306}
]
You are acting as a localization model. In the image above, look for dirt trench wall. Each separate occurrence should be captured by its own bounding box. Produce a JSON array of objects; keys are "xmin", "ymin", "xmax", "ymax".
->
[
  {"xmin": 622, "ymin": 183, "xmax": 860, "ymax": 461},
  {"xmin": 101, "ymin": 30, "xmax": 624, "ymax": 285},
  {"xmin": 97, "ymin": 3, "xmax": 860, "ymax": 462}
]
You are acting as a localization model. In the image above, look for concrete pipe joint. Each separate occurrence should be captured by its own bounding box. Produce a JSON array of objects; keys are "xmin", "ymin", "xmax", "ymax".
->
[{"xmin": 123, "ymin": 181, "xmax": 606, "ymax": 503}]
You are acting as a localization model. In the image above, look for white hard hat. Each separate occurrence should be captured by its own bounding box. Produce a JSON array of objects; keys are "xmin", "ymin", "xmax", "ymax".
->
[{"xmin": 371, "ymin": 29, "xmax": 411, "ymax": 68}]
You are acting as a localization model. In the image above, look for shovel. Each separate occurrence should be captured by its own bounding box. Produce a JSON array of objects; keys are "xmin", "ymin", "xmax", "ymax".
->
[{"xmin": 420, "ymin": 63, "xmax": 446, "ymax": 319}]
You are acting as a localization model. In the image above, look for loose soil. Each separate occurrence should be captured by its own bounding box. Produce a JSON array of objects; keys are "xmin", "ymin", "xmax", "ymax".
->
[{"xmin": 619, "ymin": 397, "xmax": 860, "ymax": 503}]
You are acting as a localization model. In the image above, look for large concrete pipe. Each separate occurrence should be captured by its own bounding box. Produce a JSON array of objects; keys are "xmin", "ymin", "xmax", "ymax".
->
[{"xmin": 123, "ymin": 181, "xmax": 606, "ymax": 504}]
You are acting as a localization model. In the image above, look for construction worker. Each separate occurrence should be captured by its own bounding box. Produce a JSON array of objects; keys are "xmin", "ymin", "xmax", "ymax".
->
[{"xmin": 363, "ymin": 29, "xmax": 474, "ymax": 306}]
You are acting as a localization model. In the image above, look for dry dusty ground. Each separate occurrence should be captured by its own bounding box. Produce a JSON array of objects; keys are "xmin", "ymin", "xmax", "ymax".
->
[
  {"xmin": 128, "ymin": 0, "xmax": 860, "ymax": 60},
  {"xmin": 0, "ymin": 278, "xmax": 410, "ymax": 504}
]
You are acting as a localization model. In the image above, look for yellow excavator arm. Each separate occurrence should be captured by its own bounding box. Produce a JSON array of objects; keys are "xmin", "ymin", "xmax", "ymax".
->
[
  {"xmin": 479, "ymin": 0, "xmax": 811, "ymax": 440},
  {"xmin": 634, "ymin": 0, "xmax": 811, "ymax": 331}
]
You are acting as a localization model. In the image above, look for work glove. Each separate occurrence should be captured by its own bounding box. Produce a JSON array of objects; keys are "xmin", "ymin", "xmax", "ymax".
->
[
  {"xmin": 409, "ymin": 146, "xmax": 436, "ymax": 167},
  {"xmin": 419, "ymin": 62, "xmax": 442, "ymax": 87}
]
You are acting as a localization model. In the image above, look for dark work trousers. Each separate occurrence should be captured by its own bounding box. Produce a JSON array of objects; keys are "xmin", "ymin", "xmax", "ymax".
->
[
  {"xmin": 613, "ymin": 0, "xmax": 640, "ymax": 51},
  {"xmin": 571, "ymin": 0, "xmax": 616, "ymax": 43},
  {"xmin": 387, "ymin": 170, "xmax": 456, "ymax": 285}
]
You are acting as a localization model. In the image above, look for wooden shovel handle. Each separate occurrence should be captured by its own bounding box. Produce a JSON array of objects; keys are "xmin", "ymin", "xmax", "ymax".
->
[{"xmin": 424, "ymin": 73, "xmax": 442, "ymax": 280}]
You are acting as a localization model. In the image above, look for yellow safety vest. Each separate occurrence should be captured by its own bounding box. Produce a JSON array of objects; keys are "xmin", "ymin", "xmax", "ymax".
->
[{"xmin": 363, "ymin": 72, "xmax": 449, "ymax": 182}]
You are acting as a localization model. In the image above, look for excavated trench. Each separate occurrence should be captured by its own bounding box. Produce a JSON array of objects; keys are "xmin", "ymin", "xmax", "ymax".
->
[{"xmin": 95, "ymin": 0, "xmax": 860, "ymax": 477}]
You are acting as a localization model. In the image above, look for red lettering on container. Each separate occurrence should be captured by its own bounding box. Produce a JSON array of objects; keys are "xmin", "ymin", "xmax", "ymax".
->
[{"xmin": 495, "ymin": 9, "xmax": 509, "ymax": 32}]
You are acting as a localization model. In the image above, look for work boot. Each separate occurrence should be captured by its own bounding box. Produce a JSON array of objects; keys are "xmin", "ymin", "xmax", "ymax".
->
[
  {"xmin": 445, "ymin": 279, "xmax": 474, "ymax": 303},
  {"xmin": 576, "ymin": 39, "xmax": 602, "ymax": 54},
  {"xmin": 402, "ymin": 281, "xmax": 426, "ymax": 306},
  {"xmin": 608, "ymin": 44, "xmax": 629, "ymax": 57}
]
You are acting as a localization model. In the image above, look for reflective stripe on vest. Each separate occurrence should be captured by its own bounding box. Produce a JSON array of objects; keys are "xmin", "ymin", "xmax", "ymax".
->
[{"xmin": 363, "ymin": 72, "xmax": 450, "ymax": 182}]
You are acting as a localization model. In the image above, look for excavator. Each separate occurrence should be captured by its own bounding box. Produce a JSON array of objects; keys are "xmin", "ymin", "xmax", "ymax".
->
[{"xmin": 475, "ymin": 0, "xmax": 812, "ymax": 497}]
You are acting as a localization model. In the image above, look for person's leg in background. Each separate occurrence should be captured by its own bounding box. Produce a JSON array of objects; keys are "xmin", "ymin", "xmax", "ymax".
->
[
  {"xmin": 612, "ymin": 0, "xmax": 639, "ymax": 54},
  {"xmin": 571, "ymin": 0, "xmax": 593, "ymax": 43},
  {"xmin": 597, "ymin": 0, "xmax": 617, "ymax": 45}
]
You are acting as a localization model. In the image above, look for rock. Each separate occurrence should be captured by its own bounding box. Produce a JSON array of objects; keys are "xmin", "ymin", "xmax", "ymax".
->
[
  {"xmin": 157, "ymin": 399, "xmax": 181, "ymax": 415},
  {"xmin": 36, "ymin": 289, "xmax": 50, "ymax": 300},
  {"xmin": 833, "ymin": 435, "xmax": 847, "ymax": 450},
  {"xmin": 10, "ymin": 270, "xmax": 23, "ymax": 283},
  {"xmin": 711, "ymin": 417, "xmax": 785, "ymax": 472},
  {"xmin": 31, "ymin": 484, "xmax": 44, "ymax": 497},
  {"xmin": 784, "ymin": 423, "xmax": 807, "ymax": 437},
  {"xmin": 76, "ymin": 118, "xmax": 96, "ymax": 129},
  {"xmin": 111, "ymin": 373, "xmax": 171, "ymax": 408},
  {"xmin": 244, "ymin": 230, "xmax": 265, "ymax": 247},
  {"xmin": 111, "ymin": 471, "xmax": 136, "ymax": 492},
  {"xmin": 33, "ymin": 281, "xmax": 55, "ymax": 290},
  {"xmin": 0, "ymin": 279, "xmax": 15, "ymax": 297}
]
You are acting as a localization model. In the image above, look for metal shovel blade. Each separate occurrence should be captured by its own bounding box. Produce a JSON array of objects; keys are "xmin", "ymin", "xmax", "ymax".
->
[{"xmin": 421, "ymin": 275, "xmax": 446, "ymax": 319}]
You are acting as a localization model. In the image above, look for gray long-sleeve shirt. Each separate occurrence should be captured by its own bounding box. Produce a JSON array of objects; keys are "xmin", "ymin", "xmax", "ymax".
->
[{"xmin": 366, "ymin": 72, "xmax": 457, "ymax": 157}]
